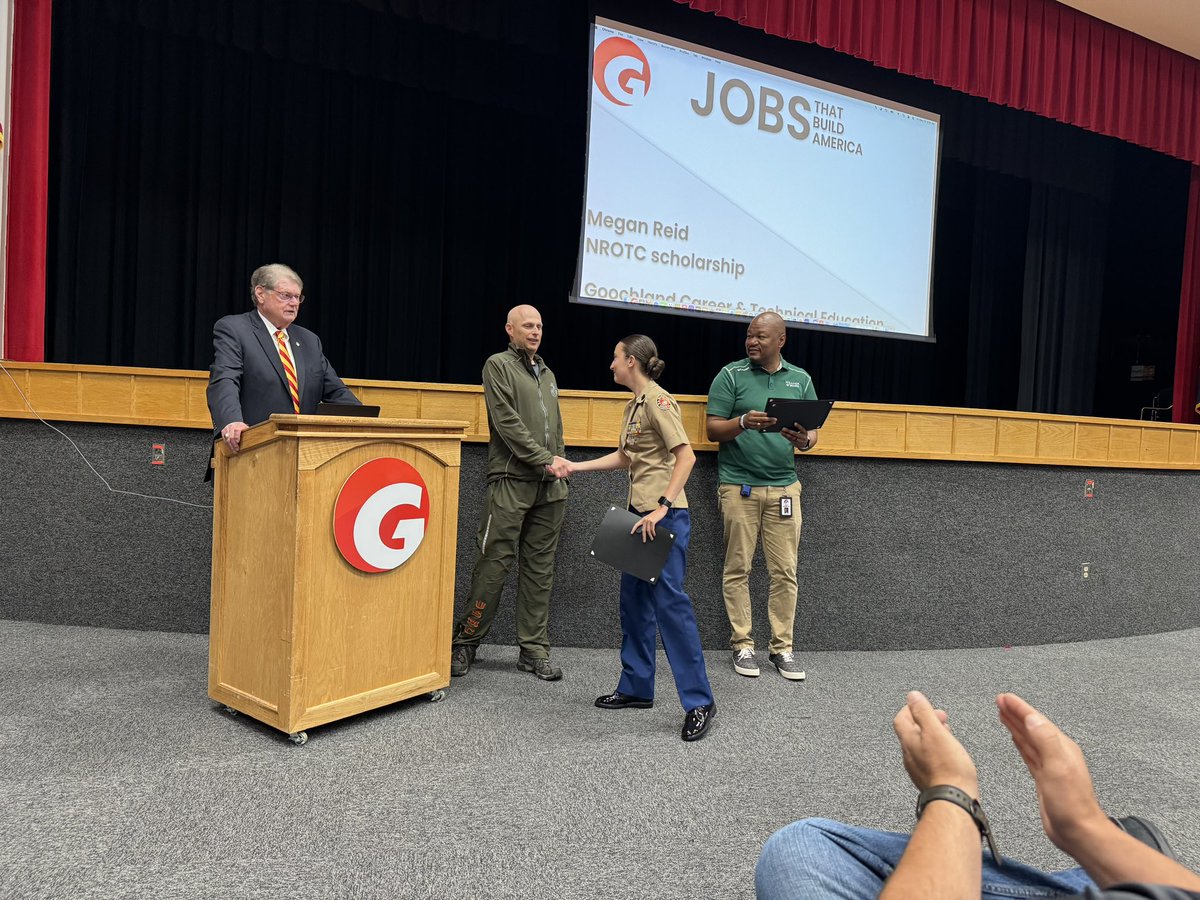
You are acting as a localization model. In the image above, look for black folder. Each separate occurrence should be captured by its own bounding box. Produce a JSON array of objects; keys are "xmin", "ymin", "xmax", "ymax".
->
[
  {"xmin": 762, "ymin": 398, "xmax": 833, "ymax": 432},
  {"xmin": 316, "ymin": 401, "xmax": 381, "ymax": 417},
  {"xmin": 589, "ymin": 506, "xmax": 675, "ymax": 584}
]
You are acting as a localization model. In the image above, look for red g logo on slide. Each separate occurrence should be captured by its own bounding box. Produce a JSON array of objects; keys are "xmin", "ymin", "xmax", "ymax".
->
[
  {"xmin": 333, "ymin": 458, "xmax": 430, "ymax": 574},
  {"xmin": 593, "ymin": 36, "xmax": 651, "ymax": 106}
]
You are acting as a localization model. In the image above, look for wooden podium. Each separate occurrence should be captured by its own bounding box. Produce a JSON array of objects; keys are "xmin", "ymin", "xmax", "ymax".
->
[{"xmin": 208, "ymin": 414, "xmax": 465, "ymax": 743}]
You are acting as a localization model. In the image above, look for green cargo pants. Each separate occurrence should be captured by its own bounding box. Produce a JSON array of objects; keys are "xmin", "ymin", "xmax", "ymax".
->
[{"xmin": 452, "ymin": 477, "xmax": 567, "ymax": 659}]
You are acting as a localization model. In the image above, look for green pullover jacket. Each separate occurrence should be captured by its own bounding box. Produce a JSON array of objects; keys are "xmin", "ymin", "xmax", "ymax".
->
[{"xmin": 482, "ymin": 343, "xmax": 567, "ymax": 493}]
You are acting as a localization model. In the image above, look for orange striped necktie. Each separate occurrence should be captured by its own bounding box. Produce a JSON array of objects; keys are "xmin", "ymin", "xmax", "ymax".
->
[{"xmin": 273, "ymin": 330, "xmax": 301, "ymax": 413}]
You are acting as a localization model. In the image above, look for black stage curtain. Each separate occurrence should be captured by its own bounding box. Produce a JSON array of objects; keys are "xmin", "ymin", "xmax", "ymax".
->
[
  {"xmin": 1019, "ymin": 185, "xmax": 1109, "ymax": 415},
  {"xmin": 46, "ymin": 0, "xmax": 1190, "ymax": 416}
]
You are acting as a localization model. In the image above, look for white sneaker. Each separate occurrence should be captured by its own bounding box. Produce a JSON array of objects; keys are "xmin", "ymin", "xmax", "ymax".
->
[{"xmin": 733, "ymin": 648, "xmax": 760, "ymax": 677}]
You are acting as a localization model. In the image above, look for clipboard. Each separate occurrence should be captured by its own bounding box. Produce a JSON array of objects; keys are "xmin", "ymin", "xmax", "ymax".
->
[
  {"xmin": 589, "ymin": 506, "xmax": 675, "ymax": 584},
  {"xmin": 762, "ymin": 398, "xmax": 833, "ymax": 432}
]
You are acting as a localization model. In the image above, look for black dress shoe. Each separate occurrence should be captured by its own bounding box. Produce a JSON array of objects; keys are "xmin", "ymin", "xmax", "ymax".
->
[
  {"xmin": 682, "ymin": 702, "xmax": 716, "ymax": 741},
  {"xmin": 595, "ymin": 691, "xmax": 653, "ymax": 709}
]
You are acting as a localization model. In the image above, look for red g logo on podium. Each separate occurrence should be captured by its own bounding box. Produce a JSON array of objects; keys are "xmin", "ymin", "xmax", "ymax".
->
[{"xmin": 333, "ymin": 458, "xmax": 430, "ymax": 573}]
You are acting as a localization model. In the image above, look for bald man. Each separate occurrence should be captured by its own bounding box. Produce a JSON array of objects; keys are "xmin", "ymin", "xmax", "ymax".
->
[
  {"xmin": 450, "ymin": 306, "xmax": 572, "ymax": 681},
  {"xmin": 705, "ymin": 312, "xmax": 819, "ymax": 683}
]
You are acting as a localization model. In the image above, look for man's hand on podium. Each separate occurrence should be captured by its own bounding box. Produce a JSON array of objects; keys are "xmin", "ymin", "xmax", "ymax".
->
[{"xmin": 222, "ymin": 421, "xmax": 250, "ymax": 453}]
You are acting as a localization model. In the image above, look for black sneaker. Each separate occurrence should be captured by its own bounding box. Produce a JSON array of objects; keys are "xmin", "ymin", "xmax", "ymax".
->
[
  {"xmin": 450, "ymin": 644, "xmax": 475, "ymax": 677},
  {"xmin": 517, "ymin": 652, "xmax": 563, "ymax": 681}
]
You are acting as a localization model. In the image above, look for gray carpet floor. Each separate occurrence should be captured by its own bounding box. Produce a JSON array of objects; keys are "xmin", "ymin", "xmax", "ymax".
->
[{"xmin": 2, "ymin": 619, "xmax": 1199, "ymax": 900}]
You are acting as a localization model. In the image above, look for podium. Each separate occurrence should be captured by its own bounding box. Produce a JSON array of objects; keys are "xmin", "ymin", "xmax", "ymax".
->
[{"xmin": 208, "ymin": 414, "xmax": 465, "ymax": 742}]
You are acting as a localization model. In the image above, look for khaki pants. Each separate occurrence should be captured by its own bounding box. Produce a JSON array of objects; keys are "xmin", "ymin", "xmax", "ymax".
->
[{"xmin": 718, "ymin": 482, "xmax": 803, "ymax": 654}]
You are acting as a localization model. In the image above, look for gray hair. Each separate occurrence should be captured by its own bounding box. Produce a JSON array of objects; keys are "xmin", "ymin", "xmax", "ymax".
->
[{"xmin": 250, "ymin": 264, "xmax": 303, "ymax": 305}]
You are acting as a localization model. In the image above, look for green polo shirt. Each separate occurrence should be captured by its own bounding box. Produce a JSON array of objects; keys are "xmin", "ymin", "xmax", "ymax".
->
[{"xmin": 706, "ymin": 357, "xmax": 817, "ymax": 486}]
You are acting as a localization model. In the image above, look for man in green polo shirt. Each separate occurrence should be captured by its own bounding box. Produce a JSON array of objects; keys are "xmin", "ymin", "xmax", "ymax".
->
[{"xmin": 705, "ymin": 311, "xmax": 818, "ymax": 682}]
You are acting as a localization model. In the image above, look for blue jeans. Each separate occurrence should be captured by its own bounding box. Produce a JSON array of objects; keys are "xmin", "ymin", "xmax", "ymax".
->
[
  {"xmin": 755, "ymin": 819, "xmax": 1097, "ymax": 899},
  {"xmin": 616, "ymin": 508, "xmax": 714, "ymax": 711}
]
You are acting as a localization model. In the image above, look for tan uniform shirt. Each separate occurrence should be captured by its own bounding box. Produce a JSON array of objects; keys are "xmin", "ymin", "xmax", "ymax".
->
[{"xmin": 619, "ymin": 381, "xmax": 690, "ymax": 513}]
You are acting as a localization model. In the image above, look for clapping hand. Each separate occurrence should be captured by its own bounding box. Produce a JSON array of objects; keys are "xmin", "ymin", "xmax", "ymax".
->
[
  {"xmin": 996, "ymin": 693, "xmax": 1107, "ymax": 852},
  {"xmin": 893, "ymin": 691, "xmax": 980, "ymax": 798}
]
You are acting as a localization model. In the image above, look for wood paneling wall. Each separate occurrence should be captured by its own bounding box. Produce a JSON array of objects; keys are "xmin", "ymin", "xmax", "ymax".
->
[{"xmin": 2, "ymin": 362, "xmax": 1197, "ymax": 469}]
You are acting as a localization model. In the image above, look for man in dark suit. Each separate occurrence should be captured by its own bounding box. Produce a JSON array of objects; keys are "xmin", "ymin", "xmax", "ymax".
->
[{"xmin": 206, "ymin": 263, "xmax": 359, "ymax": 457}]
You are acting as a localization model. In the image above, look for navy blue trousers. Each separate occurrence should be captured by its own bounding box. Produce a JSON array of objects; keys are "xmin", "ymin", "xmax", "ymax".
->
[{"xmin": 616, "ymin": 508, "xmax": 714, "ymax": 711}]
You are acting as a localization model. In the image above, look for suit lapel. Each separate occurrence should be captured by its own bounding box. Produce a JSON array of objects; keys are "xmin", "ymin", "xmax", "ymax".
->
[{"xmin": 248, "ymin": 312, "xmax": 291, "ymax": 395}]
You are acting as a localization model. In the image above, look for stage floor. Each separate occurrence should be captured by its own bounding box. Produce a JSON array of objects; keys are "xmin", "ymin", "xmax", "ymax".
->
[{"xmin": 3, "ymin": 620, "xmax": 1199, "ymax": 899}]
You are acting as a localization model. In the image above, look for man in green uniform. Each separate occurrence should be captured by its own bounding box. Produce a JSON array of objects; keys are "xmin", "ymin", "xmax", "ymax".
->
[
  {"xmin": 450, "ymin": 305, "xmax": 571, "ymax": 681},
  {"xmin": 705, "ymin": 311, "xmax": 819, "ymax": 682}
]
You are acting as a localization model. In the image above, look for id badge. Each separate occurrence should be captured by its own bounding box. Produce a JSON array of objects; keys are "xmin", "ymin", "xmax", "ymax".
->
[{"xmin": 780, "ymin": 496, "xmax": 793, "ymax": 518}]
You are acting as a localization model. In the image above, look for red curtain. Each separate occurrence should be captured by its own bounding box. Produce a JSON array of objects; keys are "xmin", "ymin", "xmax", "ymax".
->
[
  {"xmin": 1174, "ymin": 168, "xmax": 1200, "ymax": 425},
  {"xmin": 673, "ymin": 0, "xmax": 1200, "ymax": 166},
  {"xmin": 677, "ymin": 0, "xmax": 1200, "ymax": 424},
  {"xmin": 5, "ymin": 0, "xmax": 52, "ymax": 361}
]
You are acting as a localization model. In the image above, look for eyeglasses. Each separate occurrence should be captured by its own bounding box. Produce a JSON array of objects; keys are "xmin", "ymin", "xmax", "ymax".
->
[{"xmin": 264, "ymin": 287, "xmax": 305, "ymax": 304}]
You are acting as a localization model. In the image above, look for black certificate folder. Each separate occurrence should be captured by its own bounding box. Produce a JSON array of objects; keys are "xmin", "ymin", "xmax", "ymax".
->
[
  {"xmin": 589, "ymin": 506, "xmax": 675, "ymax": 584},
  {"xmin": 763, "ymin": 398, "xmax": 834, "ymax": 432}
]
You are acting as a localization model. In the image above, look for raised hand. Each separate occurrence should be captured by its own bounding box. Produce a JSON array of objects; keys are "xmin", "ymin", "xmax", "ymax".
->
[
  {"xmin": 893, "ymin": 691, "xmax": 979, "ymax": 797},
  {"xmin": 996, "ymin": 693, "xmax": 1107, "ymax": 852}
]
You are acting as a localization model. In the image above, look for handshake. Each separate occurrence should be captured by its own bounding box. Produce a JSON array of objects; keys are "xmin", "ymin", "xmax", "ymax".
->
[{"xmin": 545, "ymin": 456, "xmax": 573, "ymax": 479}]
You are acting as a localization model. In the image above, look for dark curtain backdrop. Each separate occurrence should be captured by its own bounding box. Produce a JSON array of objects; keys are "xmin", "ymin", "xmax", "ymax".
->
[
  {"xmin": 963, "ymin": 170, "xmax": 1028, "ymax": 411},
  {"xmin": 1018, "ymin": 185, "xmax": 1109, "ymax": 415},
  {"xmin": 46, "ymin": 0, "xmax": 1190, "ymax": 417}
]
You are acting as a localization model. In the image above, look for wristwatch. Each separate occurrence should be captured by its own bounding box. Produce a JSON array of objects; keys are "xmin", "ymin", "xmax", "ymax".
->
[
  {"xmin": 657, "ymin": 496, "xmax": 673, "ymax": 509},
  {"xmin": 916, "ymin": 785, "xmax": 1002, "ymax": 863}
]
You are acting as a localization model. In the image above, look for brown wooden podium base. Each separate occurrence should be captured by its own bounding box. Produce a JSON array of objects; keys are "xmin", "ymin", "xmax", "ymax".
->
[{"xmin": 208, "ymin": 415, "xmax": 464, "ymax": 740}]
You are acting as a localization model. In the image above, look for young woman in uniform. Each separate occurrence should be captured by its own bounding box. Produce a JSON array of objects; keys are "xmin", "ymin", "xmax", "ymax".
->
[{"xmin": 567, "ymin": 334, "xmax": 716, "ymax": 742}]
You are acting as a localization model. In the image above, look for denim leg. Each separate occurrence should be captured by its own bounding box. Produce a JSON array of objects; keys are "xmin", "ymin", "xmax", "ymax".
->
[
  {"xmin": 756, "ymin": 819, "xmax": 908, "ymax": 900},
  {"xmin": 615, "ymin": 571, "xmax": 656, "ymax": 700},
  {"xmin": 979, "ymin": 858, "xmax": 1096, "ymax": 899},
  {"xmin": 756, "ymin": 818, "xmax": 1097, "ymax": 900}
]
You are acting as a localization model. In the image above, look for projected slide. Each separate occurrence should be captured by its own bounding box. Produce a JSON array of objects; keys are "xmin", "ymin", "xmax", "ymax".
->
[{"xmin": 572, "ymin": 19, "xmax": 941, "ymax": 340}]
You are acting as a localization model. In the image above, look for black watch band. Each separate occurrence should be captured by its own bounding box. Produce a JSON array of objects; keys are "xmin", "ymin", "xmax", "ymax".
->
[
  {"xmin": 916, "ymin": 785, "xmax": 1002, "ymax": 864},
  {"xmin": 657, "ymin": 496, "xmax": 673, "ymax": 509}
]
